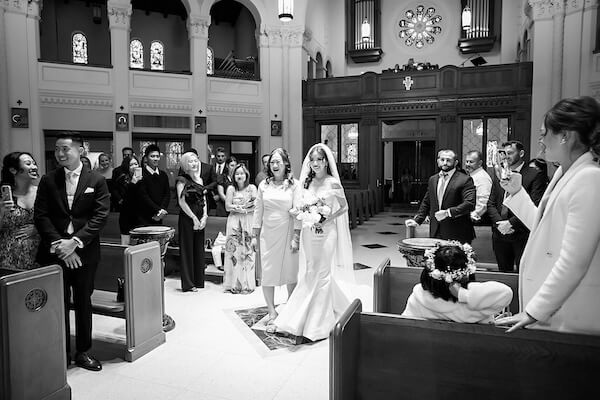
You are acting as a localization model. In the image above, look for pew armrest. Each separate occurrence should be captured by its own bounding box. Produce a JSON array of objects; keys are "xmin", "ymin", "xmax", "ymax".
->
[
  {"xmin": 330, "ymin": 299, "xmax": 362, "ymax": 400},
  {"xmin": 373, "ymin": 258, "xmax": 391, "ymax": 313}
]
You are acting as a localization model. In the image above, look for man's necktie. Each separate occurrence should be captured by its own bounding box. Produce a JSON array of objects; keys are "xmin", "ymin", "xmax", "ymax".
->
[{"xmin": 437, "ymin": 173, "xmax": 447, "ymax": 208}]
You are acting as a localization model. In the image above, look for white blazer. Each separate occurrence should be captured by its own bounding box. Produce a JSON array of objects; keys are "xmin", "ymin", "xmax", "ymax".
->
[{"xmin": 505, "ymin": 151, "xmax": 600, "ymax": 335}]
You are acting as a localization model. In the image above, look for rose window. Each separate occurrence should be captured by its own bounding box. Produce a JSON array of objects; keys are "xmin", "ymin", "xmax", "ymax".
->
[{"xmin": 398, "ymin": 5, "xmax": 442, "ymax": 49}]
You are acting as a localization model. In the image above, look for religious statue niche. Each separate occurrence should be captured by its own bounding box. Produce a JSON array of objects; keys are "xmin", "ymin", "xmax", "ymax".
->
[{"xmin": 398, "ymin": 5, "xmax": 443, "ymax": 49}]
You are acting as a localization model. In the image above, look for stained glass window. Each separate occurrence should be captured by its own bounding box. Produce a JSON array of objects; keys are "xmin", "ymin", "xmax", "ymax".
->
[
  {"xmin": 320, "ymin": 122, "xmax": 359, "ymax": 181},
  {"xmin": 72, "ymin": 32, "xmax": 88, "ymax": 64},
  {"xmin": 139, "ymin": 141, "xmax": 155, "ymax": 159},
  {"xmin": 207, "ymin": 47, "xmax": 214, "ymax": 75},
  {"xmin": 130, "ymin": 39, "xmax": 144, "ymax": 69},
  {"xmin": 462, "ymin": 117, "xmax": 509, "ymax": 167},
  {"xmin": 166, "ymin": 142, "xmax": 184, "ymax": 170},
  {"xmin": 150, "ymin": 41, "xmax": 164, "ymax": 71}
]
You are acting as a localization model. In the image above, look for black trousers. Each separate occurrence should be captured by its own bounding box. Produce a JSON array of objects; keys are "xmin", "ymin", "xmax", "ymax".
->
[
  {"xmin": 492, "ymin": 231, "xmax": 528, "ymax": 272},
  {"xmin": 178, "ymin": 215, "xmax": 206, "ymax": 290},
  {"xmin": 63, "ymin": 262, "xmax": 98, "ymax": 354}
]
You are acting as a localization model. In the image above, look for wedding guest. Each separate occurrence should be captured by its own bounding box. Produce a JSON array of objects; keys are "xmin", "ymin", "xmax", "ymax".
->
[
  {"xmin": 94, "ymin": 152, "xmax": 113, "ymax": 180},
  {"xmin": 176, "ymin": 152, "xmax": 207, "ymax": 292},
  {"xmin": 528, "ymin": 158, "xmax": 550, "ymax": 182},
  {"xmin": 216, "ymin": 156, "xmax": 237, "ymax": 217},
  {"xmin": 213, "ymin": 147, "xmax": 228, "ymax": 216},
  {"xmin": 35, "ymin": 132, "xmax": 110, "ymax": 371},
  {"xmin": 137, "ymin": 145, "xmax": 170, "ymax": 226},
  {"xmin": 0, "ymin": 152, "xmax": 40, "ymax": 270},
  {"xmin": 255, "ymin": 154, "xmax": 270, "ymax": 186},
  {"xmin": 495, "ymin": 96, "xmax": 600, "ymax": 335},
  {"xmin": 269, "ymin": 144, "xmax": 354, "ymax": 342},
  {"xmin": 402, "ymin": 242, "xmax": 512, "ymax": 323},
  {"xmin": 111, "ymin": 147, "xmax": 135, "ymax": 211},
  {"xmin": 115, "ymin": 156, "xmax": 142, "ymax": 245},
  {"xmin": 223, "ymin": 164, "xmax": 257, "ymax": 293},
  {"xmin": 80, "ymin": 156, "xmax": 92, "ymax": 170},
  {"xmin": 252, "ymin": 148, "xmax": 301, "ymax": 321},
  {"xmin": 464, "ymin": 150, "xmax": 492, "ymax": 223}
]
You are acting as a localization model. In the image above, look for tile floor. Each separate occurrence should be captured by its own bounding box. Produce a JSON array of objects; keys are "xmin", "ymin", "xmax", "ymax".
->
[{"xmin": 66, "ymin": 211, "xmax": 412, "ymax": 399}]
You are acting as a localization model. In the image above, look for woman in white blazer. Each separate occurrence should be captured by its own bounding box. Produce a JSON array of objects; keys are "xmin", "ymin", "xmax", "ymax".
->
[{"xmin": 495, "ymin": 96, "xmax": 600, "ymax": 335}]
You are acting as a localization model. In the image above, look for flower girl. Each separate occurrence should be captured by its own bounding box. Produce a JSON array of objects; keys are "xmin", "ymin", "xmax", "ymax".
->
[{"xmin": 402, "ymin": 242, "xmax": 513, "ymax": 324}]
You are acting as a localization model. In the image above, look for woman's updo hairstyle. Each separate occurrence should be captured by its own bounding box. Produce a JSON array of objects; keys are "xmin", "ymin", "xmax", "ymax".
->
[
  {"xmin": 304, "ymin": 145, "xmax": 333, "ymax": 189},
  {"xmin": 266, "ymin": 148, "xmax": 294, "ymax": 186},
  {"xmin": 1, "ymin": 152, "xmax": 33, "ymax": 188},
  {"xmin": 544, "ymin": 96, "xmax": 600, "ymax": 156}
]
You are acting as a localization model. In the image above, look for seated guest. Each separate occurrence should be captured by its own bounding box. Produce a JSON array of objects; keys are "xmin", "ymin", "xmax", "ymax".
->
[
  {"xmin": 115, "ymin": 156, "xmax": 142, "ymax": 245},
  {"xmin": 223, "ymin": 164, "xmax": 257, "ymax": 293},
  {"xmin": 402, "ymin": 242, "xmax": 512, "ymax": 323},
  {"xmin": 216, "ymin": 156, "xmax": 237, "ymax": 217},
  {"xmin": 0, "ymin": 151, "xmax": 41, "ymax": 270}
]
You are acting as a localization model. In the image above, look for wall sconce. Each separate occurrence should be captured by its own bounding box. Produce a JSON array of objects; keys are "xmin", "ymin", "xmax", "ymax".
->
[
  {"xmin": 278, "ymin": 0, "xmax": 293, "ymax": 22},
  {"xmin": 361, "ymin": 18, "xmax": 371, "ymax": 43},
  {"xmin": 92, "ymin": 3, "xmax": 102, "ymax": 24},
  {"xmin": 461, "ymin": 5, "xmax": 472, "ymax": 30}
]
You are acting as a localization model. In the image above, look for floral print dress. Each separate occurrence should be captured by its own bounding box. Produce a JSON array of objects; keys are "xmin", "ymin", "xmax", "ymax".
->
[
  {"xmin": 0, "ymin": 203, "xmax": 40, "ymax": 270},
  {"xmin": 223, "ymin": 186, "xmax": 256, "ymax": 293}
]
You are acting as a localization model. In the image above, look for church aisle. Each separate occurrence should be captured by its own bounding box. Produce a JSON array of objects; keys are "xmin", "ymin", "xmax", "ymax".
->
[{"xmin": 66, "ymin": 212, "xmax": 406, "ymax": 399}]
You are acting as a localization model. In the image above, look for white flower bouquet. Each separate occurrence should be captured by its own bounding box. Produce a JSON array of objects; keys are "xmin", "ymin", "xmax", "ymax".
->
[{"xmin": 293, "ymin": 191, "xmax": 332, "ymax": 234}]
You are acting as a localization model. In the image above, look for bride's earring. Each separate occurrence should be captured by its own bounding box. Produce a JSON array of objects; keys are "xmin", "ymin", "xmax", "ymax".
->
[{"xmin": 560, "ymin": 136, "xmax": 567, "ymax": 144}]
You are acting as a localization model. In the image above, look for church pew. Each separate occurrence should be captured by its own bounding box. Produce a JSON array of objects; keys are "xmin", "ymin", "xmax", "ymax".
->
[
  {"xmin": 346, "ymin": 191, "xmax": 357, "ymax": 229},
  {"xmin": 330, "ymin": 299, "xmax": 600, "ymax": 400},
  {"xmin": 93, "ymin": 242, "xmax": 165, "ymax": 361},
  {"xmin": 346, "ymin": 190, "xmax": 365, "ymax": 225},
  {"xmin": 373, "ymin": 258, "xmax": 519, "ymax": 315}
]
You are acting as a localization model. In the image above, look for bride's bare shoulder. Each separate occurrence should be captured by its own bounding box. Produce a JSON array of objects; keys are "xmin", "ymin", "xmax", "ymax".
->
[{"xmin": 326, "ymin": 176, "xmax": 343, "ymax": 189}]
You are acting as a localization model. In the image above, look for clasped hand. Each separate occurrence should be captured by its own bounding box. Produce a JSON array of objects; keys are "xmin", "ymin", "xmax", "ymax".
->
[
  {"xmin": 496, "ymin": 220, "xmax": 514, "ymax": 235},
  {"xmin": 52, "ymin": 239, "xmax": 82, "ymax": 268},
  {"xmin": 434, "ymin": 210, "xmax": 449, "ymax": 221}
]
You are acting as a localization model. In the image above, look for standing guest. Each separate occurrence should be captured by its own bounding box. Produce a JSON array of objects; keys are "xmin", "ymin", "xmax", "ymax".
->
[
  {"xmin": 251, "ymin": 148, "xmax": 301, "ymax": 322},
  {"xmin": 405, "ymin": 149, "xmax": 476, "ymax": 244},
  {"xmin": 495, "ymin": 96, "xmax": 600, "ymax": 335},
  {"xmin": 0, "ymin": 152, "xmax": 41, "ymax": 270},
  {"xmin": 34, "ymin": 132, "xmax": 110, "ymax": 371},
  {"xmin": 255, "ymin": 154, "xmax": 270, "ymax": 186},
  {"xmin": 95, "ymin": 153, "xmax": 114, "ymax": 210},
  {"xmin": 137, "ymin": 144, "xmax": 170, "ymax": 226},
  {"xmin": 115, "ymin": 156, "xmax": 142, "ymax": 245},
  {"xmin": 176, "ymin": 152, "xmax": 207, "ymax": 292},
  {"xmin": 528, "ymin": 158, "xmax": 550, "ymax": 183},
  {"xmin": 487, "ymin": 141, "xmax": 547, "ymax": 272},
  {"xmin": 212, "ymin": 147, "xmax": 228, "ymax": 215},
  {"xmin": 80, "ymin": 156, "xmax": 92, "ymax": 170},
  {"xmin": 223, "ymin": 164, "xmax": 257, "ymax": 294},
  {"xmin": 269, "ymin": 144, "xmax": 354, "ymax": 342},
  {"xmin": 464, "ymin": 150, "xmax": 492, "ymax": 223},
  {"xmin": 400, "ymin": 168, "xmax": 413, "ymax": 203},
  {"xmin": 216, "ymin": 156, "xmax": 237, "ymax": 217},
  {"xmin": 111, "ymin": 147, "xmax": 135, "ymax": 211}
]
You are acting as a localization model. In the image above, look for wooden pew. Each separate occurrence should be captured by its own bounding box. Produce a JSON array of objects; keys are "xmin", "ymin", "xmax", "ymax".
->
[
  {"xmin": 94, "ymin": 242, "xmax": 165, "ymax": 361},
  {"xmin": 345, "ymin": 191, "xmax": 358, "ymax": 229},
  {"xmin": 373, "ymin": 258, "xmax": 519, "ymax": 315},
  {"xmin": 331, "ymin": 299, "xmax": 600, "ymax": 400}
]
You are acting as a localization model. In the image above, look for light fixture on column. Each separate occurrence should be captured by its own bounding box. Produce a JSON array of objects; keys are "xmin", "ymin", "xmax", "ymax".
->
[
  {"xmin": 92, "ymin": 3, "xmax": 102, "ymax": 24},
  {"xmin": 278, "ymin": 0, "xmax": 293, "ymax": 22},
  {"xmin": 461, "ymin": 5, "xmax": 471, "ymax": 30},
  {"xmin": 361, "ymin": 18, "xmax": 371, "ymax": 43}
]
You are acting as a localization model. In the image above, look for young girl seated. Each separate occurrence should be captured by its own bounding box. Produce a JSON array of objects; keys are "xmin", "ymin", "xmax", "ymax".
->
[{"xmin": 402, "ymin": 242, "xmax": 513, "ymax": 324}]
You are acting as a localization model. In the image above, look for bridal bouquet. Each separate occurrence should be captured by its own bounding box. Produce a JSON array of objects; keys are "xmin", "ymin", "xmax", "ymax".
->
[{"xmin": 294, "ymin": 191, "xmax": 332, "ymax": 234}]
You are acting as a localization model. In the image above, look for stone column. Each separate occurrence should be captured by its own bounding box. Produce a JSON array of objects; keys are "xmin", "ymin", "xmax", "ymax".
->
[
  {"xmin": 188, "ymin": 15, "xmax": 210, "ymax": 162},
  {"xmin": 551, "ymin": 0, "xmax": 565, "ymax": 103},
  {"xmin": 0, "ymin": 3, "xmax": 10, "ymax": 160},
  {"xmin": 107, "ymin": 0, "xmax": 132, "ymax": 165},
  {"xmin": 258, "ymin": 27, "xmax": 273, "ymax": 158},
  {"xmin": 263, "ymin": 26, "xmax": 284, "ymax": 155}
]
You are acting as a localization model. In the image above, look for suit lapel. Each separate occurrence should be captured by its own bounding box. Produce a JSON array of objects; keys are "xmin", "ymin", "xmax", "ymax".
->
[
  {"xmin": 73, "ymin": 167, "xmax": 92, "ymax": 207},
  {"xmin": 440, "ymin": 172, "xmax": 457, "ymax": 207},
  {"xmin": 54, "ymin": 168, "xmax": 70, "ymax": 211},
  {"xmin": 432, "ymin": 175, "xmax": 440, "ymax": 209}
]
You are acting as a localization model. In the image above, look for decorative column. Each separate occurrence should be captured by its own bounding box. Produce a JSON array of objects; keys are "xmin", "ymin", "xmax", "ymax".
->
[
  {"xmin": 2, "ymin": 0, "xmax": 43, "ymax": 164},
  {"xmin": 258, "ymin": 27, "xmax": 273, "ymax": 159},
  {"xmin": 262, "ymin": 26, "xmax": 284, "ymax": 157},
  {"xmin": 551, "ymin": 0, "xmax": 566, "ymax": 103},
  {"xmin": 107, "ymin": 0, "xmax": 132, "ymax": 165},
  {"xmin": 0, "ymin": 3, "xmax": 10, "ymax": 160},
  {"xmin": 187, "ymin": 15, "xmax": 210, "ymax": 162},
  {"xmin": 528, "ymin": 0, "xmax": 555, "ymax": 153},
  {"xmin": 584, "ymin": 0, "xmax": 600, "ymax": 98}
]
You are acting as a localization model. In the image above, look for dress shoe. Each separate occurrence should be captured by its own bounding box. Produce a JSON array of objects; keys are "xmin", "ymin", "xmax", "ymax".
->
[{"xmin": 74, "ymin": 352, "xmax": 102, "ymax": 372}]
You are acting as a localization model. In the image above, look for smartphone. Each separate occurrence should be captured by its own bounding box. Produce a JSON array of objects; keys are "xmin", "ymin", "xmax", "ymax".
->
[
  {"xmin": 497, "ymin": 150, "xmax": 512, "ymax": 180},
  {"xmin": 1, "ymin": 185, "xmax": 13, "ymax": 203},
  {"xmin": 134, "ymin": 167, "xmax": 142, "ymax": 179}
]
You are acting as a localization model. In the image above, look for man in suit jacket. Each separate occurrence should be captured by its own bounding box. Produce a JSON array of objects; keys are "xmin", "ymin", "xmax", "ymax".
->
[
  {"xmin": 212, "ymin": 147, "xmax": 228, "ymax": 216},
  {"xmin": 487, "ymin": 140, "xmax": 548, "ymax": 272},
  {"xmin": 406, "ymin": 149, "xmax": 476, "ymax": 243},
  {"xmin": 137, "ymin": 144, "xmax": 171, "ymax": 226},
  {"xmin": 34, "ymin": 132, "xmax": 110, "ymax": 371},
  {"xmin": 201, "ymin": 160, "xmax": 218, "ymax": 211}
]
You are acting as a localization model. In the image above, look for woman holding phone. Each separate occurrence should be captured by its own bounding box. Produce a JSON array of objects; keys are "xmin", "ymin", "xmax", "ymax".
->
[
  {"xmin": 0, "ymin": 151, "xmax": 41, "ymax": 270},
  {"xmin": 115, "ymin": 155, "xmax": 142, "ymax": 245}
]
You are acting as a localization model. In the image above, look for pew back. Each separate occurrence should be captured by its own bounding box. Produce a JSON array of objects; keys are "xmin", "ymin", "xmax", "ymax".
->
[
  {"xmin": 331, "ymin": 299, "xmax": 600, "ymax": 400},
  {"xmin": 374, "ymin": 258, "xmax": 519, "ymax": 315}
]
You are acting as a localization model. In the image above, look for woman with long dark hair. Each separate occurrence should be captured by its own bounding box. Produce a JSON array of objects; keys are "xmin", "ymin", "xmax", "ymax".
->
[
  {"xmin": 0, "ymin": 152, "xmax": 41, "ymax": 270},
  {"xmin": 115, "ymin": 155, "xmax": 142, "ymax": 245}
]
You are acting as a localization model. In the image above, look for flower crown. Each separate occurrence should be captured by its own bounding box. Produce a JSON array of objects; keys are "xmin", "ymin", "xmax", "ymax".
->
[{"xmin": 423, "ymin": 241, "xmax": 477, "ymax": 283}]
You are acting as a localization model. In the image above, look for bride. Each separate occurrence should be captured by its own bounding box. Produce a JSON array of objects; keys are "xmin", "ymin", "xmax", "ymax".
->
[{"xmin": 269, "ymin": 143, "xmax": 354, "ymax": 342}]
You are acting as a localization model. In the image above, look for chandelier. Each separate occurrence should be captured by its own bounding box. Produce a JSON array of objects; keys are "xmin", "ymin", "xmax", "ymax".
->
[{"xmin": 398, "ymin": 5, "xmax": 442, "ymax": 49}]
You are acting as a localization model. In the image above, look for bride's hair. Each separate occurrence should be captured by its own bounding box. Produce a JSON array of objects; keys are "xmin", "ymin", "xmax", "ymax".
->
[
  {"xmin": 304, "ymin": 145, "xmax": 332, "ymax": 189},
  {"xmin": 266, "ymin": 148, "xmax": 295, "ymax": 186}
]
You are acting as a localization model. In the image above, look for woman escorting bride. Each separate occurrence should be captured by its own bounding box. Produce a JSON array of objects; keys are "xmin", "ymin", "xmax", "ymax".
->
[{"xmin": 269, "ymin": 143, "xmax": 354, "ymax": 342}]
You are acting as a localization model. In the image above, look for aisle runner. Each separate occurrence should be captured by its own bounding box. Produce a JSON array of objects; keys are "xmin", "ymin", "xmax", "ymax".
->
[{"xmin": 234, "ymin": 305, "xmax": 297, "ymax": 351}]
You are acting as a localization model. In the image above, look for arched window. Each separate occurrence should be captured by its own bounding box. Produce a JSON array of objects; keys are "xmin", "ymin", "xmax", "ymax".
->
[
  {"xmin": 315, "ymin": 52, "xmax": 324, "ymax": 79},
  {"xmin": 207, "ymin": 46, "xmax": 214, "ymax": 75},
  {"xmin": 150, "ymin": 41, "xmax": 164, "ymax": 70},
  {"xmin": 326, "ymin": 60, "xmax": 333, "ymax": 78},
  {"xmin": 72, "ymin": 32, "xmax": 88, "ymax": 64},
  {"xmin": 130, "ymin": 39, "xmax": 144, "ymax": 69}
]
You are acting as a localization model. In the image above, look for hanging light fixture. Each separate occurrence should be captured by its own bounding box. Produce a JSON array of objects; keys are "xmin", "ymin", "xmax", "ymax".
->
[
  {"xmin": 361, "ymin": 18, "xmax": 371, "ymax": 43},
  {"xmin": 461, "ymin": 5, "xmax": 472, "ymax": 30},
  {"xmin": 278, "ymin": 0, "xmax": 294, "ymax": 22}
]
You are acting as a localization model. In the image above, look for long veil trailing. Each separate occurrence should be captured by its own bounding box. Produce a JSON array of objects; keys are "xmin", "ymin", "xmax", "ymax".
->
[{"xmin": 299, "ymin": 143, "xmax": 356, "ymax": 287}]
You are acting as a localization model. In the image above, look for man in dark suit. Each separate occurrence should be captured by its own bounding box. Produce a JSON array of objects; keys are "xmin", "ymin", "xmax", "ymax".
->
[
  {"xmin": 406, "ymin": 149, "xmax": 476, "ymax": 244},
  {"xmin": 137, "ymin": 144, "xmax": 171, "ymax": 226},
  {"xmin": 487, "ymin": 140, "xmax": 548, "ymax": 272},
  {"xmin": 212, "ymin": 147, "xmax": 228, "ymax": 216},
  {"xmin": 34, "ymin": 132, "xmax": 110, "ymax": 371}
]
